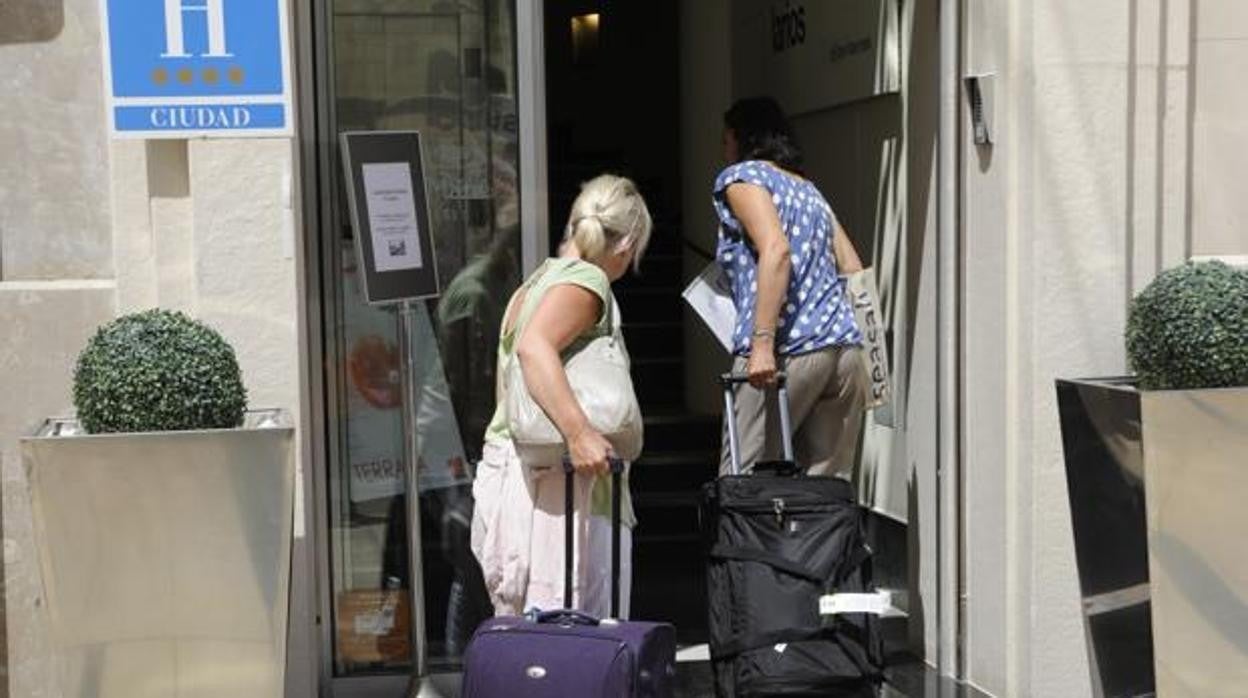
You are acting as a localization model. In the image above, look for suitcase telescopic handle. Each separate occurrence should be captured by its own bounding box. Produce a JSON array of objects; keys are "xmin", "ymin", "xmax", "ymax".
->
[
  {"xmin": 534, "ymin": 608, "xmax": 602, "ymax": 627},
  {"xmin": 719, "ymin": 371, "xmax": 794, "ymax": 475},
  {"xmin": 561, "ymin": 456, "xmax": 624, "ymax": 617}
]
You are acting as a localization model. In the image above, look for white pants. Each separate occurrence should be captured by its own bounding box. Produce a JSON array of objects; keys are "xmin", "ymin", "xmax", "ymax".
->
[
  {"xmin": 472, "ymin": 439, "xmax": 633, "ymax": 619},
  {"xmin": 576, "ymin": 516, "xmax": 632, "ymax": 619},
  {"xmin": 522, "ymin": 512, "xmax": 633, "ymax": 620}
]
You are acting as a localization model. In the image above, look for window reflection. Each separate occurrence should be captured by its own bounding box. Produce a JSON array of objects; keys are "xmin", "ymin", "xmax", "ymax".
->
[{"xmin": 329, "ymin": 0, "xmax": 519, "ymax": 675}]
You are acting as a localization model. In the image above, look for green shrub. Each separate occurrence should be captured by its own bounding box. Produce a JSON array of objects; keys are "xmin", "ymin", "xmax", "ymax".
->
[
  {"xmin": 1126, "ymin": 260, "xmax": 1248, "ymax": 390},
  {"xmin": 73, "ymin": 309, "xmax": 248, "ymax": 433}
]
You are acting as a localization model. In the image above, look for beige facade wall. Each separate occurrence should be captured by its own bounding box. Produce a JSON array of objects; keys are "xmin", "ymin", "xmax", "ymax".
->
[
  {"xmin": 0, "ymin": 0, "xmax": 112, "ymax": 282},
  {"xmin": 1190, "ymin": 1, "xmax": 1248, "ymax": 257},
  {"xmin": 0, "ymin": 284, "xmax": 116, "ymax": 697},
  {"xmin": 963, "ymin": 0, "xmax": 1248, "ymax": 696},
  {"xmin": 0, "ymin": 3, "xmax": 306, "ymax": 697}
]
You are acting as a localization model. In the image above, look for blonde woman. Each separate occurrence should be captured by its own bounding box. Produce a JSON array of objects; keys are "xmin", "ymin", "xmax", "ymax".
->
[{"xmin": 471, "ymin": 174, "xmax": 652, "ymax": 619}]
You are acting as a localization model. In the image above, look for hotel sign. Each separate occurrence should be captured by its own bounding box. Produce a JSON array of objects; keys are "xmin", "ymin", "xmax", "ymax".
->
[{"xmin": 99, "ymin": 0, "xmax": 293, "ymax": 138}]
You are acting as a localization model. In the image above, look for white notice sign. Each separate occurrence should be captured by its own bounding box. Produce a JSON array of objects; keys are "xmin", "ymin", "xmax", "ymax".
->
[
  {"xmin": 362, "ymin": 162, "xmax": 424, "ymax": 273},
  {"xmin": 682, "ymin": 262, "xmax": 737, "ymax": 353}
]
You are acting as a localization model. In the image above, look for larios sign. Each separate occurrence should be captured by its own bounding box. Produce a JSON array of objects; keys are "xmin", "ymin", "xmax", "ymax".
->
[
  {"xmin": 99, "ymin": 0, "xmax": 294, "ymax": 138},
  {"xmin": 771, "ymin": 0, "xmax": 806, "ymax": 52},
  {"xmin": 746, "ymin": 0, "xmax": 900, "ymax": 115}
]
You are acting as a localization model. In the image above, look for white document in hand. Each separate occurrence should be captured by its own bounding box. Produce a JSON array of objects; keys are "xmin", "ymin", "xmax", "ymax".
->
[{"xmin": 682, "ymin": 262, "xmax": 737, "ymax": 353}]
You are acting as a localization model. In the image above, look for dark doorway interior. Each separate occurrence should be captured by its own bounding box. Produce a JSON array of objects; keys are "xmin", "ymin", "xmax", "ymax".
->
[
  {"xmin": 543, "ymin": 0, "xmax": 719, "ymax": 643},
  {"xmin": 544, "ymin": 0, "xmax": 682, "ymax": 247}
]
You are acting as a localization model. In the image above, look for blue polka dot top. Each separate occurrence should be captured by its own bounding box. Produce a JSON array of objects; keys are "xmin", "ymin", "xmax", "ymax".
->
[{"xmin": 712, "ymin": 160, "xmax": 862, "ymax": 357}]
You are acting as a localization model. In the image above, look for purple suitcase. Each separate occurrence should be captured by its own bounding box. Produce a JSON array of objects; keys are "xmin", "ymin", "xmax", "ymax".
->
[{"xmin": 461, "ymin": 459, "xmax": 677, "ymax": 698}]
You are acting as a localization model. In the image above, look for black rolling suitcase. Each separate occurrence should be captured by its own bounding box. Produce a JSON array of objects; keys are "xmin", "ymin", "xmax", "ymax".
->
[{"xmin": 703, "ymin": 373, "xmax": 884, "ymax": 697}]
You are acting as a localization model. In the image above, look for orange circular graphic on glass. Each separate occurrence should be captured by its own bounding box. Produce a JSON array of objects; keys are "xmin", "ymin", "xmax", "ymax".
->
[{"xmin": 348, "ymin": 335, "xmax": 402, "ymax": 409}]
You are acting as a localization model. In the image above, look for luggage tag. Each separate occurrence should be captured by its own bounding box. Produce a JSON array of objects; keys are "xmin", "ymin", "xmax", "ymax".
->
[{"xmin": 819, "ymin": 591, "xmax": 890, "ymax": 616}]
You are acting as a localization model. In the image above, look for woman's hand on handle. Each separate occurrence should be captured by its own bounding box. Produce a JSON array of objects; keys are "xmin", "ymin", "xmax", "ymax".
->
[
  {"xmin": 567, "ymin": 425, "xmax": 613, "ymax": 476},
  {"xmin": 747, "ymin": 336, "xmax": 778, "ymax": 388}
]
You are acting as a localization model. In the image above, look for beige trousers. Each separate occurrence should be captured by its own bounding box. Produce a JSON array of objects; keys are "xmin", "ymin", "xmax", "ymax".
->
[{"xmin": 720, "ymin": 345, "xmax": 869, "ymax": 480}]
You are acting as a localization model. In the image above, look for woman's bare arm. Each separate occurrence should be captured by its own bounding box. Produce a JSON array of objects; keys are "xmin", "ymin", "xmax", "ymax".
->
[
  {"xmin": 514, "ymin": 284, "xmax": 613, "ymax": 473},
  {"xmin": 726, "ymin": 182, "xmax": 791, "ymax": 387}
]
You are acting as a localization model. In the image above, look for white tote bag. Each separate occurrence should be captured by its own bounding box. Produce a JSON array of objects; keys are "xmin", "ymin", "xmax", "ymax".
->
[
  {"xmin": 504, "ymin": 296, "xmax": 643, "ymax": 471},
  {"xmin": 843, "ymin": 268, "xmax": 891, "ymax": 410}
]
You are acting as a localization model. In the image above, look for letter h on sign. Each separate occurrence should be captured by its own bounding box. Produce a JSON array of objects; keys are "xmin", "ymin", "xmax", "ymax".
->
[{"xmin": 163, "ymin": 0, "xmax": 231, "ymax": 58}]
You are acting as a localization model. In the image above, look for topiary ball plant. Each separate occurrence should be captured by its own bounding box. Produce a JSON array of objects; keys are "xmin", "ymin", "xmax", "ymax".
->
[
  {"xmin": 1126, "ymin": 260, "xmax": 1248, "ymax": 390},
  {"xmin": 73, "ymin": 309, "xmax": 248, "ymax": 433}
]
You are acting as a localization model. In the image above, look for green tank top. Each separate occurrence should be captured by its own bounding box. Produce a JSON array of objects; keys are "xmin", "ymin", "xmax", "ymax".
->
[{"xmin": 484, "ymin": 257, "xmax": 636, "ymax": 527}]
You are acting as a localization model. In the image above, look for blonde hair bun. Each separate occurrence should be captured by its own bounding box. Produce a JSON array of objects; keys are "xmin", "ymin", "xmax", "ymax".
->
[{"xmin": 564, "ymin": 174, "xmax": 653, "ymax": 272}]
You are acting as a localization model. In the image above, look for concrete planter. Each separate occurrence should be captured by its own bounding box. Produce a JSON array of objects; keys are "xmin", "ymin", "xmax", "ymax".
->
[
  {"xmin": 1057, "ymin": 379, "xmax": 1248, "ymax": 697},
  {"xmin": 20, "ymin": 410, "xmax": 296, "ymax": 698}
]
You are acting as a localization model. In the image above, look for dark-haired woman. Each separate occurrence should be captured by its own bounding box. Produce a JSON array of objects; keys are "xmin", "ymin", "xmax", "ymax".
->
[{"xmin": 712, "ymin": 96, "xmax": 868, "ymax": 480}]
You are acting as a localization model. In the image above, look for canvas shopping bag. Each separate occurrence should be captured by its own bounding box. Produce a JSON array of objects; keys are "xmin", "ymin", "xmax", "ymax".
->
[{"xmin": 844, "ymin": 268, "xmax": 890, "ymax": 410}]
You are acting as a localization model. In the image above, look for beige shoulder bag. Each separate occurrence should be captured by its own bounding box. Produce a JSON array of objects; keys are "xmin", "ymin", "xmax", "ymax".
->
[{"xmin": 504, "ymin": 282, "xmax": 643, "ymax": 471}]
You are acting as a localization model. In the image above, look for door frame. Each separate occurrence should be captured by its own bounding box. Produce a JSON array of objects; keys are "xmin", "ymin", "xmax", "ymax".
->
[
  {"xmin": 294, "ymin": 0, "xmax": 963, "ymax": 693},
  {"xmin": 517, "ymin": 0, "xmax": 550, "ymax": 276},
  {"xmin": 295, "ymin": 0, "xmax": 548, "ymax": 695}
]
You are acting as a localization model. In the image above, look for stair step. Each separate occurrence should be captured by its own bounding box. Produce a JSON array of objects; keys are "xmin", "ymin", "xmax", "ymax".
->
[
  {"xmin": 629, "ymin": 353, "xmax": 682, "ymax": 367},
  {"xmin": 633, "ymin": 494, "xmax": 702, "ymax": 538},
  {"xmin": 633, "ymin": 366, "xmax": 684, "ymax": 407},
  {"xmin": 641, "ymin": 412, "xmax": 721, "ymax": 453},
  {"xmin": 632, "ymin": 490, "xmax": 703, "ymax": 507},
  {"xmin": 622, "ymin": 321, "xmax": 683, "ymax": 360},
  {"xmin": 623, "ymin": 320, "xmax": 683, "ymax": 330},
  {"xmin": 632, "ymin": 356, "xmax": 682, "ymax": 369},
  {"xmin": 632, "ymin": 452, "xmax": 719, "ymax": 493},
  {"xmin": 616, "ymin": 287, "xmax": 683, "ymax": 324},
  {"xmin": 643, "ymin": 409, "xmax": 720, "ymax": 423},
  {"xmin": 634, "ymin": 451, "xmax": 720, "ymax": 467},
  {"xmin": 632, "ymin": 532, "xmax": 702, "ymax": 545},
  {"xmin": 629, "ymin": 413, "xmax": 720, "ymax": 640},
  {"xmin": 617, "ymin": 286, "xmax": 682, "ymax": 297},
  {"xmin": 620, "ymin": 253, "xmax": 682, "ymax": 290},
  {"xmin": 633, "ymin": 541, "xmax": 708, "ymax": 644}
]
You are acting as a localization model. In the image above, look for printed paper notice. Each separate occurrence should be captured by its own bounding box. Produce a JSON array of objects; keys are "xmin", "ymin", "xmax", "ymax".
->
[
  {"xmin": 681, "ymin": 262, "xmax": 737, "ymax": 353},
  {"xmin": 362, "ymin": 162, "xmax": 423, "ymax": 273}
]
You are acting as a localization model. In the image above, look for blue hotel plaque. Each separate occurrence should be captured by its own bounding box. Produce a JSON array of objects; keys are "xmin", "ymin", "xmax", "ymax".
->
[{"xmin": 99, "ymin": 0, "xmax": 293, "ymax": 138}]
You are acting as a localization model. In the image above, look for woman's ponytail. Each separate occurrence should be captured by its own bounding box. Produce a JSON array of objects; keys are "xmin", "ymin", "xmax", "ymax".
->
[
  {"xmin": 563, "ymin": 174, "xmax": 653, "ymax": 272},
  {"xmin": 567, "ymin": 213, "xmax": 608, "ymax": 261}
]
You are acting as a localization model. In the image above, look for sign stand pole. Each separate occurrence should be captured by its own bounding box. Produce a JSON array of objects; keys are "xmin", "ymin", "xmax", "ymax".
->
[
  {"xmin": 340, "ymin": 130, "xmax": 444, "ymax": 695},
  {"xmin": 398, "ymin": 299, "xmax": 432, "ymax": 693}
]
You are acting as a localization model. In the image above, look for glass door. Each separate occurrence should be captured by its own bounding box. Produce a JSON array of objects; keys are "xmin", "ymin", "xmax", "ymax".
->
[{"xmin": 316, "ymin": 0, "xmax": 522, "ymax": 688}]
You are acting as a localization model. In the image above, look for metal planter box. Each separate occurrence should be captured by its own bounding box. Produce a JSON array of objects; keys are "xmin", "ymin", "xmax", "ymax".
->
[
  {"xmin": 1057, "ymin": 379, "xmax": 1248, "ymax": 697},
  {"xmin": 20, "ymin": 410, "xmax": 296, "ymax": 698}
]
